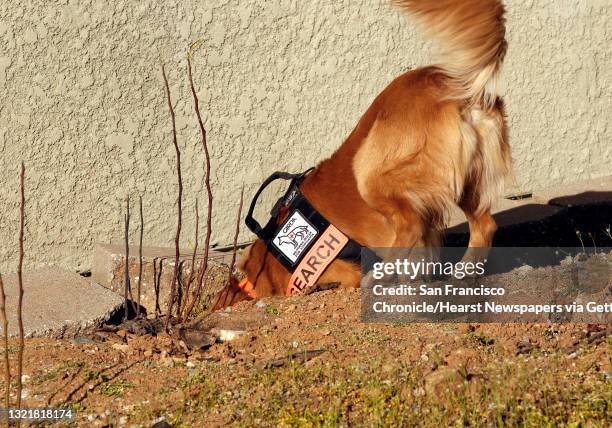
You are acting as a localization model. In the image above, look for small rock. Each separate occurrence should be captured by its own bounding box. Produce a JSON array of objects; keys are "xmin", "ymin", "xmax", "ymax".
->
[
  {"xmin": 292, "ymin": 341, "xmax": 299, "ymax": 348},
  {"xmin": 71, "ymin": 336, "xmax": 96, "ymax": 345},
  {"xmin": 321, "ymin": 330, "xmax": 331, "ymax": 336},
  {"xmin": 119, "ymin": 415, "xmax": 127, "ymax": 425},
  {"xmin": 425, "ymin": 368, "xmax": 457, "ymax": 394},
  {"xmin": 112, "ymin": 343, "xmax": 129, "ymax": 353},
  {"xmin": 179, "ymin": 329, "xmax": 216, "ymax": 350},
  {"xmin": 211, "ymin": 328, "xmax": 246, "ymax": 342},
  {"xmin": 255, "ymin": 300, "xmax": 267, "ymax": 309},
  {"xmin": 186, "ymin": 361, "xmax": 196, "ymax": 368},
  {"xmin": 516, "ymin": 265, "xmax": 533, "ymax": 275},
  {"xmin": 21, "ymin": 374, "xmax": 30, "ymax": 383},
  {"xmin": 459, "ymin": 324, "xmax": 475, "ymax": 334}
]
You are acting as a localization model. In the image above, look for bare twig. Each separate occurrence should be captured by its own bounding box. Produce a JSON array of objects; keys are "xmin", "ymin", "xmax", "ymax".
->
[
  {"xmin": 180, "ymin": 200, "xmax": 200, "ymax": 322},
  {"xmin": 176, "ymin": 260, "xmax": 186, "ymax": 311},
  {"xmin": 137, "ymin": 196, "xmax": 144, "ymax": 316},
  {"xmin": 257, "ymin": 349, "xmax": 327, "ymax": 369},
  {"xmin": 123, "ymin": 196, "xmax": 131, "ymax": 321},
  {"xmin": 304, "ymin": 282, "xmax": 340, "ymax": 295},
  {"xmin": 16, "ymin": 162, "xmax": 25, "ymax": 412},
  {"xmin": 45, "ymin": 364, "xmax": 84, "ymax": 406},
  {"xmin": 162, "ymin": 64, "xmax": 183, "ymax": 332},
  {"xmin": 0, "ymin": 272, "xmax": 10, "ymax": 417},
  {"xmin": 153, "ymin": 257, "xmax": 164, "ymax": 318},
  {"xmin": 183, "ymin": 54, "xmax": 213, "ymax": 321},
  {"xmin": 563, "ymin": 327, "xmax": 611, "ymax": 354},
  {"xmin": 228, "ymin": 188, "xmax": 244, "ymax": 284}
]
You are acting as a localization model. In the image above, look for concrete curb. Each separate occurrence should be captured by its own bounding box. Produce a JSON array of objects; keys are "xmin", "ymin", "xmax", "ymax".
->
[
  {"xmin": 91, "ymin": 244, "xmax": 232, "ymax": 313},
  {"xmin": 0, "ymin": 267, "xmax": 123, "ymax": 339}
]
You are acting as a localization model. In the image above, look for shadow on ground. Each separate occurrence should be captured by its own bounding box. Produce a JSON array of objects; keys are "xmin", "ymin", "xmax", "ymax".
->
[
  {"xmin": 442, "ymin": 192, "xmax": 612, "ymax": 273},
  {"xmin": 445, "ymin": 192, "xmax": 612, "ymax": 247}
]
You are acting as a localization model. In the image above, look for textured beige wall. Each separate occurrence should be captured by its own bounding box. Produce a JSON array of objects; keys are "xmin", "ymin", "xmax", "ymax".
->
[{"xmin": 0, "ymin": 0, "xmax": 610, "ymax": 273}]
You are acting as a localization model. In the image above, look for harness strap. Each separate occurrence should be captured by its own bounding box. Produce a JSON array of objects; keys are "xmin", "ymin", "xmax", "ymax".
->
[{"xmin": 245, "ymin": 169, "xmax": 313, "ymax": 241}]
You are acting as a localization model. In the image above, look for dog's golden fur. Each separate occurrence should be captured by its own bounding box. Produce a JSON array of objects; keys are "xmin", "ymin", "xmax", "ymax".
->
[{"xmin": 213, "ymin": 0, "xmax": 512, "ymax": 309}]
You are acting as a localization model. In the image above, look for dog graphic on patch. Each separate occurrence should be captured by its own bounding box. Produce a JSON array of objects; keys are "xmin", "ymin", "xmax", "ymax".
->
[{"xmin": 276, "ymin": 225, "xmax": 310, "ymax": 248}]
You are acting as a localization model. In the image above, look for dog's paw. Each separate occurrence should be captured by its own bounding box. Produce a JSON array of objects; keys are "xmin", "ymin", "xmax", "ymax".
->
[{"xmin": 460, "ymin": 247, "xmax": 490, "ymax": 265}]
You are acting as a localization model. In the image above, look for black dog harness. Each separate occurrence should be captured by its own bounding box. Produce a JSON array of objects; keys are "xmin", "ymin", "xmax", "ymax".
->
[{"xmin": 244, "ymin": 168, "xmax": 364, "ymax": 295}]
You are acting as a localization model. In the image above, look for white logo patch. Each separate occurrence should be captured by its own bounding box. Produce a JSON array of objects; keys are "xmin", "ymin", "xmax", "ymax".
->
[{"xmin": 272, "ymin": 210, "xmax": 318, "ymax": 263}]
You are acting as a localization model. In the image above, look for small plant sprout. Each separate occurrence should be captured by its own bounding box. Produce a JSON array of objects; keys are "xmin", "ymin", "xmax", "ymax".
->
[
  {"xmin": 587, "ymin": 232, "xmax": 597, "ymax": 252},
  {"xmin": 575, "ymin": 230, "xmax": 585, "ymax": 253}
]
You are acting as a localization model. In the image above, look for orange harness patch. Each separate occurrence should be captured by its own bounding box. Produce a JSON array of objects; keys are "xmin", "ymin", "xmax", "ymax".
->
[
  {"xmin": 237, "ymin": 277, "xmax": 257, "ymax": 299},
  {"xmin": 287, "ymin": 225, "xmax": 348, "ymax": 295}
]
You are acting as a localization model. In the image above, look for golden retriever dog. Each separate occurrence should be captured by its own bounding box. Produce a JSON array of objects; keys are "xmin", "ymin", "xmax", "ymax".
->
[{"xmin": 213, "ymin": 0, "xmax": 511, "ymax": 309}]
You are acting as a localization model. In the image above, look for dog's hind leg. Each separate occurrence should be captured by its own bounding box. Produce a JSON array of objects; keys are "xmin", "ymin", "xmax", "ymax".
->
[
  {"xmin": 459, "ymin": 102, "xmax": 511, "ymax": 262},
  {"xmin": 458, "ymin": 183, "xmax": 498, "ymax": 263}
]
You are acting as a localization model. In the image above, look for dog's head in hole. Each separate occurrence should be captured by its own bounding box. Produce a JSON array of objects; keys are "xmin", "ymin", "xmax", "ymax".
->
[{"xmin": 212, "ymin": 208, "xmax": 296, "ymax": 309}]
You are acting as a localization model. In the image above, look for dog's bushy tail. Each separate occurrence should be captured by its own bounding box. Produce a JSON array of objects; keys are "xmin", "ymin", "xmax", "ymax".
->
[{"xmin": 395, "ymin": 0, "xmax": 506, "ymax": 109}]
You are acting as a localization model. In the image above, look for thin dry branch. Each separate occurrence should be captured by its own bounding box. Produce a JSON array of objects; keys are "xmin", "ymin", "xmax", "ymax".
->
[
  {"xmin": 180, "ymin": 199, "xmax": 200, "ymax": 322},
  {"xmin": 162, "ymin": 64, "xmax": 183, "ymax": 332},
  {"xmin": 153, "ymin": 257, "xmax": 164, "ymax": 318},
  {"xmin": 16, "ymin": 162, "xmax": 25, "ymax": 411},
  {"xmin": 183, "ymin": 55, "xmax": 213, "ymax": 321},
  {"xmin": 137, "ymin": 196, "xmax": 144, "ymax": 317},
  {"xmin": 123, "ymin": 196, "xmax": 131, "ymax": 321},
  {"xmin": 0, "ymin": 272, "xmax": 10, "ymax": 415}
]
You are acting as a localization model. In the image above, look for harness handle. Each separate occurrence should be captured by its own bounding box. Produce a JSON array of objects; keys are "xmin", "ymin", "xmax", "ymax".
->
[{"xmin": 245, "ymin": 169, "xmax": 312, "ymax": 238}]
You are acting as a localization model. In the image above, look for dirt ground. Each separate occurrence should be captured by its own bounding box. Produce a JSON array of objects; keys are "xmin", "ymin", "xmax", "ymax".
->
[{"xmin": 3, "ymin": 284, "xmax": 611, "ymax": 427}]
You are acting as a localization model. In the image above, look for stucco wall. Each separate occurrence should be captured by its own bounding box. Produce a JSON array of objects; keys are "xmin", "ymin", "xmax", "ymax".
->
[{"xmin": 0, "ymin": 0, "xmax": 610, "ymax": 273}]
